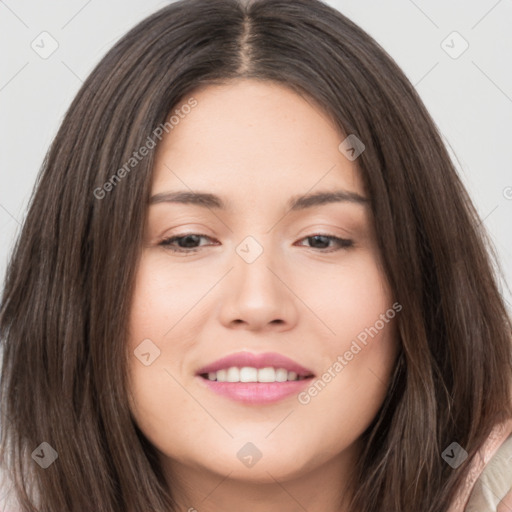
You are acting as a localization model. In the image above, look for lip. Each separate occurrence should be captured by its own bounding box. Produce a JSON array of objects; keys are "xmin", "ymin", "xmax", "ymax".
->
[
  {"xmin": 196, "ymin": 351, "xmax": 314, "ymax": 377},
  {"xmin": 195, "ymin": 351, "xmax": 315, "ymax": 405},
  {"xmin": 198, "ymin": 379, "xmax": 313, "ymax": 404}
]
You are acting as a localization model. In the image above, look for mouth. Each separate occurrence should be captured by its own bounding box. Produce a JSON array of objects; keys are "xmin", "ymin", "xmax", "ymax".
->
[
  {"xmin": 195, "ymin": 351, "xmax": 315, "ymax": 404},
  {"xmin": 199, "ymin": 367, "xmax": 312, "ymax": 382}
]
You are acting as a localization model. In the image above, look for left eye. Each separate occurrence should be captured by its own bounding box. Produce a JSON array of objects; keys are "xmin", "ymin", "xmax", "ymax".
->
[
  {"xmin": 295, "ymin": 234, "xmax": 354, "ymax": 252},
  {"xmin": 159, "ymin": 233, "xmax": 353, "ymax": 253}
]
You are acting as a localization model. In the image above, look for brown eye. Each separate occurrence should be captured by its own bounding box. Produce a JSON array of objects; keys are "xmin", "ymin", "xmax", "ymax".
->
[
  {"xmin": 159, "ymin": 234, "xmax": 216, "ymax": 252},
  {"xmin": 158, "ymin": 233, "xmax": 353, "ymax": 254},
  {"xmin": 296, "ymin": 234, "xmax": 354, "ymax": 252}
]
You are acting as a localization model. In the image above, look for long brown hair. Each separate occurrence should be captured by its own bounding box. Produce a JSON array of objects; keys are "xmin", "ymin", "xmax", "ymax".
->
[{"xmin": 1, "ymin": 0, "xmax": 511, "ymax": 510}]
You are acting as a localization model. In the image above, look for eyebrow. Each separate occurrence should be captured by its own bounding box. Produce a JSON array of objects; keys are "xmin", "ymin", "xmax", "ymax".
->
[{"xmin": 148, "ymin": 189, "xmax": 368, "ymax": 210}]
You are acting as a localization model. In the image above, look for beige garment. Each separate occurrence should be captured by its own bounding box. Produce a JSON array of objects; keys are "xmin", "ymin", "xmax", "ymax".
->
[
  {"xmin": 465, "ymin": 433, "xmax": 512, "ymax": 512},
  {"xmin": 448, "ymin": 418, "xmax": 512, "ymax": 512}
]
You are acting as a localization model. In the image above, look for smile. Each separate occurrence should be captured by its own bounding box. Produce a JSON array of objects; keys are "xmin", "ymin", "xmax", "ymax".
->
[{"xmin": 196, "ymin": 351, "xmax": 315, "ymax": 404}]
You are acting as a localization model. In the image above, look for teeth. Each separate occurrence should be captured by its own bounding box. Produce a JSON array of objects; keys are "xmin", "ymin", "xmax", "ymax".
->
[
  {"xmin": 226, "ymin": 367, "xmax": 240, "ymax": 383},
  {"xmin": 258, "ymin": 367, "xmax": 275, "ymax": 382},
  {"xmin": 205, "ymin": 366, "xmax": 304, "ymax": 383},
  {"xmin": 240, "ymin": 367, "xmax": 258, "ymax": 382},
  {"xmin": 275, "ymin": 368, "xmax": 288, "ymax": 382}
]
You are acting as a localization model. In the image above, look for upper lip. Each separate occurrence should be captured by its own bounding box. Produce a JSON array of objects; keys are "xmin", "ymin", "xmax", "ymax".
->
[{"xmin": 196, "ymin": 351, "xmax": 315, "ymax": 377}]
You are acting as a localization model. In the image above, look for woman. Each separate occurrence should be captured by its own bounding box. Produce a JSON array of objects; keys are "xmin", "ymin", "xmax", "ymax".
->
[{"xmin": 1, "ymin": 0, "xmax": 511, "ymax": 510}]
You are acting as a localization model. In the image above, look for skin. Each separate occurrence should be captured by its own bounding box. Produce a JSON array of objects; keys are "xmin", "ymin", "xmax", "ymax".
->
[{"xmin": 127, "ymin": 78, "xmax": 400, "ymax": 512}]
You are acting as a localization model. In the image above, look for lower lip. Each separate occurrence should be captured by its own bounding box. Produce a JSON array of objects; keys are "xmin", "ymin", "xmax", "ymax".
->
[{"xmin": 197, "ymin": 377, "xmax": 313, "ymax": 404}]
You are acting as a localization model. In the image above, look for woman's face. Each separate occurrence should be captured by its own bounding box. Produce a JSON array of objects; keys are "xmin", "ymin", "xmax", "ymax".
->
[{"xmin": 127, "ymin": 78, "xmax": 399, "ymax": 489}]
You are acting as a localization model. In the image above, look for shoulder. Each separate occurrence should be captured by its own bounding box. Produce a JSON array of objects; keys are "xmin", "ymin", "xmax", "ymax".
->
[
  {"xmin": 465, "ymin": 429, "xmax": 512, "ymax": 512},
  {"xmin": 449, "ymin": 418, "xmax": 512, "ymax": 512}
]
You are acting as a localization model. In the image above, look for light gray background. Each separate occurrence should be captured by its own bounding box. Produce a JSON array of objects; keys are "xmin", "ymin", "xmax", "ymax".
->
[{"xmin": 0, "ymin": 0, "xmax": 511, "ymax": 506}]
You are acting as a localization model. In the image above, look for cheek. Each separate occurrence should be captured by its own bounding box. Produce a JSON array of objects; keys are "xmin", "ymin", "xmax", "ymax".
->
[
  {"xmin": 126, "ymin": 253, "xmax": 219, "ymax": 457},
  {"xmin": 128, "ymin": 254, "xmax": 205, "ymax": 341},
  {"xmin": 296, "ymin": 315, "xmax": 399, "ymax": 455},
  {"xmin": 295, "ymin": 252, "xmax": 399, "ymax": 429},
  {"xmin": 299, "ymin": 250, "xmax": 393, "ymax": 341}
]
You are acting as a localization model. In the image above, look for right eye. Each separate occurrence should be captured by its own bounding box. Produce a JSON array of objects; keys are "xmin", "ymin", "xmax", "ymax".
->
[{"xmin": 159, "ymin": 233, "xmax": 219, "ymax": 253}]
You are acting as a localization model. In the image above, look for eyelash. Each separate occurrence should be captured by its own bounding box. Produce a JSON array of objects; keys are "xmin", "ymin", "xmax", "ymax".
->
[{"xmin": 158, "ymin": 233, "xmax": 354, "ymax": 254}]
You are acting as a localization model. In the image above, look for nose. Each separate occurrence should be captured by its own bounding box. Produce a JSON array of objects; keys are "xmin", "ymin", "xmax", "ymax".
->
[{"xmin": 217, "ymin": 243, "xmax": 299, "ymax": 332}]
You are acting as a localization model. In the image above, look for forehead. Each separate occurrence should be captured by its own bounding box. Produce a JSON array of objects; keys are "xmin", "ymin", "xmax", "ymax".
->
[{"xmin": 151, "ymin": 78, "xmax": 363, "ymax": 200}]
